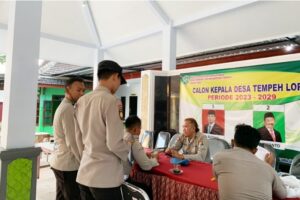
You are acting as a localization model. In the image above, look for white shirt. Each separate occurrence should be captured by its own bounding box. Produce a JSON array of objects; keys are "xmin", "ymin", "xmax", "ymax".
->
[
  {"xmin": 123, "ymin": 133, "xmax": 159, "ymax": 176},
  {"xmin": 74, "ymin": 86, "xmax": 130, "ymax": 188},
  {"xmin": 208, "ymin": 123, "xmax": 215, "ymax": 134},
  {"xmin": 50, "ymin": 98, "xmax": 80, "ymax": 171},
  {"xmin": 213, "ymin": 147, "xmax": 287, "ymax": 200}
]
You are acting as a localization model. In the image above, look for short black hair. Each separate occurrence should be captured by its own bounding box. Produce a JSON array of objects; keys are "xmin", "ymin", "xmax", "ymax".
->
[
  {"xmin": 97, "ymin": 69, "xmax": 120, "ymax": 80},
  {"xmin": 97, "ymin": 60, "xmax": 123, "ymax": 81},
  {"xmin": 65, "ymin": 77, "xmax": 84, "ymax": 88},
  {"xmin": 234, "ymin": 124, "xmax": 261, "ymax": 149},
  {"xmin": 208, "ymin": 110, "xmax": 216, "ymax": 116},
  {"xmin": 264, "ymin": 112, "xmax": 275, "ymax": 120},
  {"xmin": 125, "ymin": 115, "xmax": 141, "ymax": 129}
]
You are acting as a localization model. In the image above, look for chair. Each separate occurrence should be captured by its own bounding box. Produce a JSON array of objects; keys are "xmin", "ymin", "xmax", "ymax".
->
[
  {"xmin": 140, "ymin": 130, "xmax": 154, "ymax": 149},
  {"xmin": 154, "ymin": 131, "xmax": 171, "ymax": 149},
  {"xmin": 121, "ymin": 182, "xmax": 150, "ymax": 200},
  {"xmin": 168, "ymin": 133, "xmax": 180, "ymax": 148},
  {"xmin": 208, "ymin": 138, "xmax": 230, "ymax": 161},
  {"xmin": 289, "ymin": 154, "xmax": 300, "ymax": 179}
]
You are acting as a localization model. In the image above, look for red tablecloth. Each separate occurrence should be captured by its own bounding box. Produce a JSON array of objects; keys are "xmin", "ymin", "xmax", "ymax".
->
[
  {"xmin": 152, "ymin": 153, "xmax": 217, "ymax": 189},
  {"xmin": 131, "ymin": 153, "xmax": 300, "ymax": 200}
]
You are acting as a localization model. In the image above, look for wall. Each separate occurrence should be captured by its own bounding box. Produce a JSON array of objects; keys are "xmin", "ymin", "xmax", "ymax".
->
[
  {"xmin": 138, "ymin": 54, "xmax": 300, "ymax": 167},
  {"xmin": 0, "ymin": 90, "xmax": 4, "ymax": 102},
  {"xmin": 0, "ymin": 86, "xmax": 3, "ymax": 122}
]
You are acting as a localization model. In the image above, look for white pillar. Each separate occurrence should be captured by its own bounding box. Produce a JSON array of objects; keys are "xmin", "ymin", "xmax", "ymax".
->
[
  {"xmin": 93, "ymin": 49, "xmax": 104, "ymax": 89},
  {"xmin": 1, "ymin": 1, "xmax": 42, "ymax": 149},
  {"xmin": 162, "ymin": 24, "xmax": 176, "ymax": 71}
]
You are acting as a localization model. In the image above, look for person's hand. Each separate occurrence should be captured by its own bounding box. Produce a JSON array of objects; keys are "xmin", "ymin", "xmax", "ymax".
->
[
  {"xmin": 165, "ymin": 148, "xmax": 171, "ymax": 154},
  {"xmin": 171, "ymin": 150, "xmax": 184, "ymax": 160},
  {"xmin": 151, "ymin": 151, "xmax": 159, "ymax": 159},
  {"xmin": 156, "ymin": 154, "xmax": 159, "ymax": 162},
  {"xmin": 264, "ymin": 153, "xmax": 275, "ymax": 166},
  {"xmin": 165, "ymin": 148, "xmax": 173, "ymax": 156},
  {"xmin": 146, "ymin": 151, "xmax": 152, "ymax": 158},
  {"xmin": 125, "ymin": 139, "xmax": 134, "ymax": 147}
]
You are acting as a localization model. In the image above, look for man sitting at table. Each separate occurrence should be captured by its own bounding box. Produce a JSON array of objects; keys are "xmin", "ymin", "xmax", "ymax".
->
[
  {"xmin": 123, "ymin": 115, "xmax": 159, "ymax": 199},
  {"xmin": 165, "ymin": 118, "xmax": 210, "ymax": 162},
  {"xmin": 213, "ymin": 124, "xmax": 287, "ymax": 200},
  {"xmin": 123, "ymin": 115, "xmax": 159, "ymax": 178}
]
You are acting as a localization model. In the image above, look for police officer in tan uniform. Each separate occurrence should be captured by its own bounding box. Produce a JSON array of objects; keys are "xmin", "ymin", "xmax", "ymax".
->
[
  {"xmin": 123, "ymin": 115, "xmax": 159, "ymax": 178},
  {"xmin": 74, "ymin": 60, "xmax": 129, "ymax": 200},
  {"xmin": 50, "ymin": 77, "xmax": 85, "ymax": 200}
]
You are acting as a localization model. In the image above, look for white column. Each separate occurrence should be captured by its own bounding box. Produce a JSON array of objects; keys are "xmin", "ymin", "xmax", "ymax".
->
[
  {"xmin": 1, "ymin": 1, "xmax": 42, "ymax": 149},
  {"xmin": 93, "ymin": 49, "xmax": 104, "ymax": 89},
  {"xmin": 162, "ymin": 24, "xmax": 176, "ymax": 71}
]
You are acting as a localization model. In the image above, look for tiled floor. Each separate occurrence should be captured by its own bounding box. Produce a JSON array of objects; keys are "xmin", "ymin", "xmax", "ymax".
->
[{"xmin": 36, "ymin": 154, "xmax": 55, "ymax": 200}]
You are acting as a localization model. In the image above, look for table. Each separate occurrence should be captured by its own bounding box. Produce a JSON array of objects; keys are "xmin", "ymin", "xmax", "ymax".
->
[
  {"xmin": 35, "ymin": 142, "xmax": 55, "ymax": 162},
  {"xmin": 35, "ymin": 132, "xmax": 50, "ymax": 143},
  {"xmin": 35, "ymin": 142, "xmax": 55, "ymax": 178},
  {"xmin": 131, "ymin": 153, "xmax": 300, "ymax": 200},
  {"xmin": 131, "ymin": 153, "xmax": 218, "ymax": 200}
]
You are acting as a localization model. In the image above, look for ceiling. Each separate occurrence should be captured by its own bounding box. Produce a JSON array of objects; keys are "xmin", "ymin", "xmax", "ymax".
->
[{"xmin": 0, "ymin": 1, "xmax": 300, "ymax": 71}]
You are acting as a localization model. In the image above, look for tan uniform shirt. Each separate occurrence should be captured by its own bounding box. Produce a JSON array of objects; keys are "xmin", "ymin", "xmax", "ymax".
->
[
  {"xmin": 74, "ymin": 86, "xmax": 130, "ymax": 188},
  {"xmin": 213, "ymin": 147, "xmax": 287, "ymax": 200},
  {"xmin": 171, "ymin": 132, "xmax": 210, "ymax": 162},
  {"xmin": 50, "ymin": 98, "xmax": 80, "ymax": 171},
  {"xmin": 123, "ymin": 133, "xmax": 159, "ymax": 176}
]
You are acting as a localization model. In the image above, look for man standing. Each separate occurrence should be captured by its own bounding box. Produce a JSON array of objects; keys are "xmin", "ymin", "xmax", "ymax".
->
[
  {"xmin": 213, "ymin": 124, "xmax": 287, "ymax": 200},
  {"xmin": 257, "ymin": 112, "xmax": 282, "ymax": 142},
  {"xmin": 50, "ymin": 77, "xmax": 85, "ymax": 200},
  {"xmin": 75, "ymin": 60, "xmax": 129, "ymax": 200},
  {"xmin": 203, "ymin": 110, "xmax": 224, "ymax": 135}
]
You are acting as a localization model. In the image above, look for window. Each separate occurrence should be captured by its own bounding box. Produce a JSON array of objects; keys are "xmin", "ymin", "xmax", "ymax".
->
[
  {"xmin": 36, "ymin": 96, "xmax": 40, "ymax": 125},
  {"xmin": 42, "ymin": 95, "xmax": 64, "ymax": 126},
  {"xmin": 43, "ymin": 101, "xmax": 53, "ymax": 126}
]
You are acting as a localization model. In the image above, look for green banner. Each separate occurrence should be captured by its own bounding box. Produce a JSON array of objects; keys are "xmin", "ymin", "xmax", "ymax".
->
[{"xmin": 180, "ymin": 60, "xmax": 300, "ymax": 147}]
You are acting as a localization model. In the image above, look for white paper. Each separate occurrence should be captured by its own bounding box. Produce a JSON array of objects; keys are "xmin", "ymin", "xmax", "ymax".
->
[
  {"xmin": 280, "ymin": 176, "xmax": 300, "ymax": 198},
  {"xmin": 255, "ymin": 146, "xmax": 270, "ymax": 161}
]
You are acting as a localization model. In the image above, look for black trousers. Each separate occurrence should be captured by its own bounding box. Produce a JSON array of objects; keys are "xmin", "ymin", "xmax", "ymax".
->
[
  {"xmin": 51, "ymin": 168, "xmax": 81, "ymax": 200},
  {"xmin": 78, "ymin": 184, "xmax": 122, "ymax": 200}
]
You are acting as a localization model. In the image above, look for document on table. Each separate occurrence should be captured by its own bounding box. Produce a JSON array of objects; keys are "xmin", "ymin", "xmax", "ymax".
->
[{"xmin": 255, "ymin": 146, "xmax": 270, "ymax": 161}]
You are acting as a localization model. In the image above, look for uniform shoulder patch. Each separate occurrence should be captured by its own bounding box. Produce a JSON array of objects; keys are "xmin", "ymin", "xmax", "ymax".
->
[{"xmin": 116, "ymin": 99, "xmax": 124, "ymax": 120}]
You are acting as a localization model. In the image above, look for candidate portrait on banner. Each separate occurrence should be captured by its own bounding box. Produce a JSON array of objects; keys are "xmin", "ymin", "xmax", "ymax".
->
[{"xmin": 202, "ymin": 109, "xmax": 224, "ymax": 135}]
